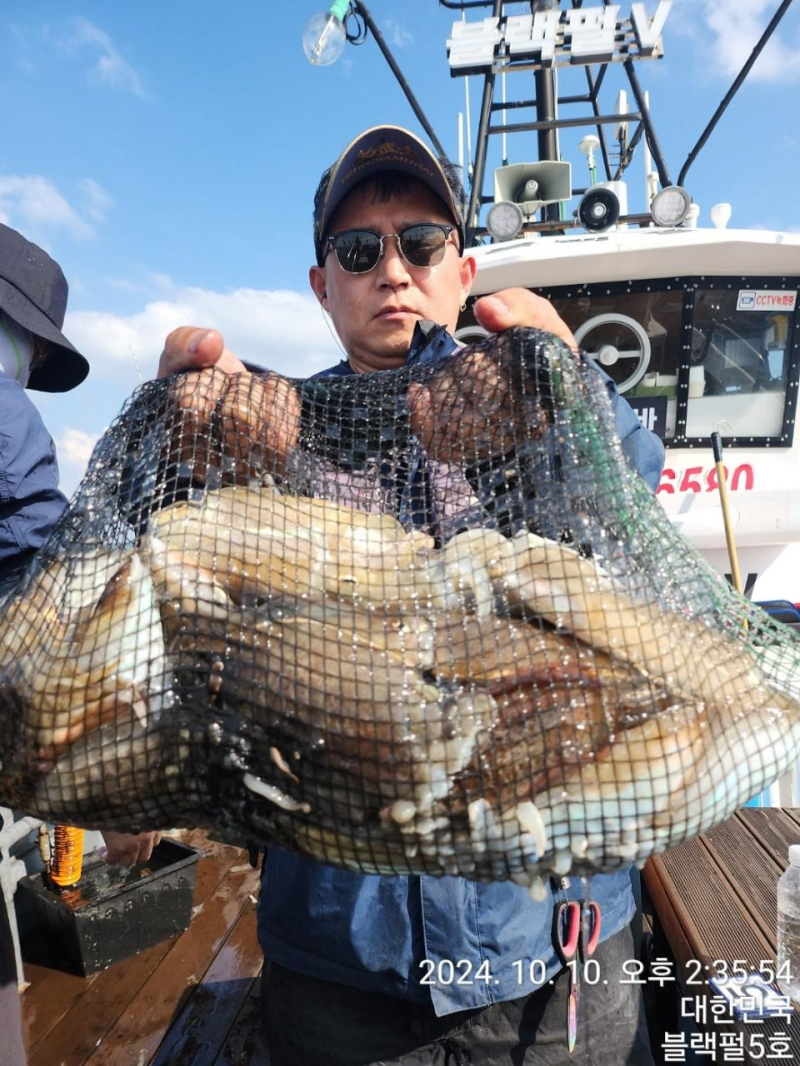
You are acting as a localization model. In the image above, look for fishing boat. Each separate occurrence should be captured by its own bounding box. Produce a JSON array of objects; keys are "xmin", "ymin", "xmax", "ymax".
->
[
  {"xmin": 429, "ymin": 0, "xmax": 800, "ymax": 806},
  {"xmin": 432, "ymin": 0, "xmax": 800, "ymax": 609},
  {"xmin": 7, "ymin": 5, "xmax": 800, "ymax": 1061}
]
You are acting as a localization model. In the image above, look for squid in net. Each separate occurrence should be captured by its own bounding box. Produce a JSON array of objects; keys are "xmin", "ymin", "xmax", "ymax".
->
[{"xmin": 1, "ymin": 327, "xmax": 798, "ymax": 896}]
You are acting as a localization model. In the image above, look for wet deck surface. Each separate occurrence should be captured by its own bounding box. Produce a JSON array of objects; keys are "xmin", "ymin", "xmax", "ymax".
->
[
  {"xmin": 23, "ymin": 811, "xmax": 799, "ymax": 1064},
  {"xmin": 20, "ymin": 830, "xmax": 270, "ymax": 1066},
  {"xmin": 645, "ymin": 807, "xmax": 800, "ymax": 1064}
]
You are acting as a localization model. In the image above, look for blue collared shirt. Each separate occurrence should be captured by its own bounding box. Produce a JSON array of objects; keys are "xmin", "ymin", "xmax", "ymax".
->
[
  {"xmin": 0, "ymin": 375, "xmax": 66, "ymax": 597},
  {"xmin": 257, "ymin": 324, "xmax": 665, "ymax": 1015}
]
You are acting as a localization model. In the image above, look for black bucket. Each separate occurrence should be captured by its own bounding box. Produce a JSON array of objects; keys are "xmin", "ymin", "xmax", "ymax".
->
[{"xmin": 17, "ymin": 837, "xmax": 200, "ymax": 976}]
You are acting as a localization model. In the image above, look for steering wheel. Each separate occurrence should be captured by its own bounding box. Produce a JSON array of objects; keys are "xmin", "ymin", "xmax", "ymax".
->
[
  {"xmin": 574, "ymin": 313, "xmax": 652, "ymax": 393},
  {"xmin": 454, "ymin": 325, "xmax": 490, "ymax": 345}
]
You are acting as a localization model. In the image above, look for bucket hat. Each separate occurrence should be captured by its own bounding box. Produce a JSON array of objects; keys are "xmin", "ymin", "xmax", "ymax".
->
[{"xmin": 0, "ymin": 223, "xmax": 88, "ymax": 391}]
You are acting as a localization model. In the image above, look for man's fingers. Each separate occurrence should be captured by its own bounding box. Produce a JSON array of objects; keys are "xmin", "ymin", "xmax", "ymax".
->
[
  {"xmin": 218, "ymin": 373, "xmax": 301, "ymax": 481},
  {"xmin": 136, "ymin": 831, "xmax": 161, "ymax": 863},
  {"xmin": 474, "ymin": 288, "xmax": 578, "ymax": 352},
  {"xmin": 407, "ymin": 383, "xmax": 433, "ymax": 448},
  {"xmin": 100, "ymin": 830, "xmax": 162, "ymax": 866},
  {"xmin": 158, "ymin": 327, "xmax": 229, "ymax": 378},
  {"xmin": 216, "ymin": 346, "xmax": 248, "ymax": 376},
  {"xmin": 167, "ymin": 366, "xmax": 231, "ymax": 484},
  {"xmin": 258, "ymin": 376, "xmax": 302, "ymax": 478}
]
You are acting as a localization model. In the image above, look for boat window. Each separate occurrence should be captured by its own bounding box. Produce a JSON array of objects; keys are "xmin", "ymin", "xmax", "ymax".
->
[
  {"xmin": 685, "ymin": 289, "xmax": 791, "ymax": 439},
  {"xmin": 541, "ymin": 280, "xmax": 798, "ymax": 445},
  {"xmin": 552, "ymin": 290, "xmax": 685, "ymax": 439}
]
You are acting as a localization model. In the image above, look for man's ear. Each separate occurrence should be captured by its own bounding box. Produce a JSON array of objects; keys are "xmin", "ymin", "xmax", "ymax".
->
[
  {"xmin": 459, "ymin": 254, "xmax": 477, "ymax": 306},
  {"xmin": 309, "ymin": 265, "xmax": 327, "ymax": 305}
]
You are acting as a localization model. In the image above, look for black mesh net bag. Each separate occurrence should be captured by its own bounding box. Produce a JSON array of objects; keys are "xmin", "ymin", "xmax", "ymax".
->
[{"xmin": 2, "ymin": 327, "xmax": 799, "ymax": 896}]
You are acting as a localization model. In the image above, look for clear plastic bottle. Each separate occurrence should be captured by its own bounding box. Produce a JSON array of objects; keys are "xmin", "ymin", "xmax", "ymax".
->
[{"xmin": 777, "ymin": 844, "xmax": 800, "ymax": 1003}]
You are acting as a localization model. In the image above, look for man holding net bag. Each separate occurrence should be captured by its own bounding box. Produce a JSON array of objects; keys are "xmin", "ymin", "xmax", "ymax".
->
[{"xmin": 152, "ymin": 126, "xmax": 663, "ymax": 1065}]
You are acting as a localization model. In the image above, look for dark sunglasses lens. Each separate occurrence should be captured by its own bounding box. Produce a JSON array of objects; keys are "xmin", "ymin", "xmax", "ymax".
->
[
  {"xmin": 333, "ymin": 231, "xmax": 381, "ymax": 273},
  {"xmin": 400, "ymin": 225, "xmax": 448, "ymax": 267}
]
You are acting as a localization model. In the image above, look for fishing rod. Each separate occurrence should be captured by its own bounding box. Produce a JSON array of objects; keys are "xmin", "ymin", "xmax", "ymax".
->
[{"xmin": 711, "ymin": 431, "xmax": 745, "ymax": 598}]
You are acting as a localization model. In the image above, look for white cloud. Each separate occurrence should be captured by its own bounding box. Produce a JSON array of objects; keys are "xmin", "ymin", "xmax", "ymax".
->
[
  {"xmin": 148, "ymin": 272, "xmax": 177, "ymax": 295},
  {"xmin": 700, "ymin": 0, "xmax": 800, "ymax": 82},
  {"xmin": 0, "ymin": 176, "xmax": 94, "ymax": 239},
  {"xmin": 65, "ymin": 283, "xmax": 342, "ymax": 389},
  {"xmin": 104, "ymin": 277, "xmax": 151, "ymax": 294},
  {"xmin": 59, "ymin": 427, "xmax": 101, "ymax": 466},
  {"xmin": 50, "ymin": 284, "xmax": 342, "ymax": 494},
  {"xmin": 384, "ymin": 18, "xmax": 413, "ymax": 49},
  {"xmin": 55, "ymin": 427, "xmax": 102, "ymax": 492},
  {"xmin": 9, "ymin": 22, "xmax": 37, "ymax": 73},
  {"xmin": 61, "ymin": 16, "xmax": 147, "ymax": 98},
  {"xmin": 78, "ymin": 178, "xmax": 114, "ymax": 223}
]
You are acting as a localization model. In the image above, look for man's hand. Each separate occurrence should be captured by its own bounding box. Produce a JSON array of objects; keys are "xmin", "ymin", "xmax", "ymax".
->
[
  {"xmin": 99, "ymin": 830, "xmax": 162, "ymax": 866},
  {"xmin": 157, "ymin": 325, "xmax": 301, "ymax": 483},
  {"xmin": 407, "ymin": 288, "xmax": 567, "ymax": 464},
  {"xmin": 407, "ymin": 348, "xmax": 546, "ymax": 465},
  {"xmin": 158, "ymin": 327, "xmax": 246, "ymax": 378},
  {"xmin": 473, "ymin": 288, "xmax": 578, "ymax": 352}
]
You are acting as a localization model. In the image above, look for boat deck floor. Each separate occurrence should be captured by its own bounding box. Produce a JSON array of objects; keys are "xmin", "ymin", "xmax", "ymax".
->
[{"xmin": 20, "ymin": 830, "xmax": 270, "ymax": 1066}]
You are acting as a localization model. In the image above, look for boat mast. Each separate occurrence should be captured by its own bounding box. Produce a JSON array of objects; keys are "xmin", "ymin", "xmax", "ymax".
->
[
  {"xmin": 442, "ymin": 0, "xmax": 675, "ymax": 242},
  {"xmin": 534, "ymin": 64, "xmax": 560, "ymax": 221}
]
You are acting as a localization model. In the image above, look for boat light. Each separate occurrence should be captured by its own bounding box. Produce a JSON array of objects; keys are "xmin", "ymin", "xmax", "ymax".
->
[
  {"xmin": 577, "ymin": 187, "xmax": 620, "ymax": 232},
  {"xmin": 651, "ymin": 185, "xmax": 692, "ymax": 228},
  {"xmin": 303, "ymin": 0, "xmax": 349, "ymax": 66},
  {"xmin": 486, "ymin": 201, "xmax": 524, "ymax": 242}
]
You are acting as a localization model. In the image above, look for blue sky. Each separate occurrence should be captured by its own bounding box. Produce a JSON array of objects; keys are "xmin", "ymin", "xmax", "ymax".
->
[{"xmin": 4, "ymin": 1, "xmax": 799, "ymax": 492}]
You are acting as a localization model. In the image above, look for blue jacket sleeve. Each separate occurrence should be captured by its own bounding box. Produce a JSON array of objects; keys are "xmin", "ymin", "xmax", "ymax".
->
[
  {"xmin": 596, "ymin": 366, "xmax": 665, "ymax": 493},
  {"xmin": 0, "ymin": 376, "xmax": 67, "ymax": 592}
]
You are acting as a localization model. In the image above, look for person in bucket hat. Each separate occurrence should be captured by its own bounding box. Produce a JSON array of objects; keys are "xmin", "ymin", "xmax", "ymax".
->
[
  {"xmin": 0, "ymin": 225, "xmax": 90, "ymax": 1066},
  {"xmin": 0, "ymin": 224, "xmax": 90, "ymax": 593}
]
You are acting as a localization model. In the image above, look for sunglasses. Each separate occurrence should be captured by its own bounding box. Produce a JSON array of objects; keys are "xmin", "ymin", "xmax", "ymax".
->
[{"xmin": 325, "ymin": 223, "xmax": 457, "ymax": 274}]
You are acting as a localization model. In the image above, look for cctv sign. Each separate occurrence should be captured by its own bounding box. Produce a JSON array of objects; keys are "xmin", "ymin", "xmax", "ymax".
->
[
  {"xmin": 447, "ymin": 1, "xmax": 672, "ymax": 74},
  {"xmin": 737, "ymin": 289, "xmax": 797, "ymax": 311}
]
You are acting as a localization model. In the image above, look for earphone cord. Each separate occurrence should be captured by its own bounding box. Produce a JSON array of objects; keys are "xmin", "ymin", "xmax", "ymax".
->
[{"xmin": 320, "ymin": 302, "xmax": 347, "ymax": 359}]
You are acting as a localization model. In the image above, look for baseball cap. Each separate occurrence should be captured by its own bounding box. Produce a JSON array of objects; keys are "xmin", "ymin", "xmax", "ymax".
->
[
  {"xmin": 0, "ymin": 224, "xmax": 89, "ymax": 392},
  {"xmin": 314, "ymin": 125, "xmax": 466, "ymax": 265}
]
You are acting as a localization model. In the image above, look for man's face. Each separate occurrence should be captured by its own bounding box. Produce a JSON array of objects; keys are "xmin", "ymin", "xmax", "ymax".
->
[{"xmin": 309, "ymin": 178, "xmax": 476, "ymax": 373}]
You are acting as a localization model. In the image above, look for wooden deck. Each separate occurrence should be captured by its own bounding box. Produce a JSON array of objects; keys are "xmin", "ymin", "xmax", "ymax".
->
[
  {"xmin": 644, "ymin": 807, "xmax": 800, "ymax": 1064},
  {"xmin": 21, "ymin": 809, "xmax": 800, "ymax": 1064},
  {"xmin": 20, "ymin": 831, "xmax": 270, "ymax": 1066}
]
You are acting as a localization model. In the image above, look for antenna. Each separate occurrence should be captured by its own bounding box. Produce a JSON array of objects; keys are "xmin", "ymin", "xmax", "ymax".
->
[
  {"xmin": 462, "ymin": 11, "xmax": 473, "ymax": 181},
  {"xmin": 643, "ymin": 91, "xmax": 659, "ymax": 207},
  {"xmin": 501, "ymin": 69, "xmax": 508, "ymax": 167},
  {"xmin": 579, "ymin": 135, "xmax": 601, "ymax": 186}
]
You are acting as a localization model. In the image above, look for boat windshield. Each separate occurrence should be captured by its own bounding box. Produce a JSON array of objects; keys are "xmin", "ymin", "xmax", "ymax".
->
[{"xmin": 549, "ymin": 278, "xmax": 798, "ymax": 446}]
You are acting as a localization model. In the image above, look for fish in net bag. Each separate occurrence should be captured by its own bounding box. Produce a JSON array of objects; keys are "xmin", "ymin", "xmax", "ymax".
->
[{"xmin": 1, "ymin": 326, "xmax": 798, "ymax": 898}]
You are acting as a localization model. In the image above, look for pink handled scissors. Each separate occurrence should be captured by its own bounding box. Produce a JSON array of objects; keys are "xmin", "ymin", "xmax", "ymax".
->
[{"xmin": 553, "ymin": 899, "xmax": 602, "ymax": 1053}]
